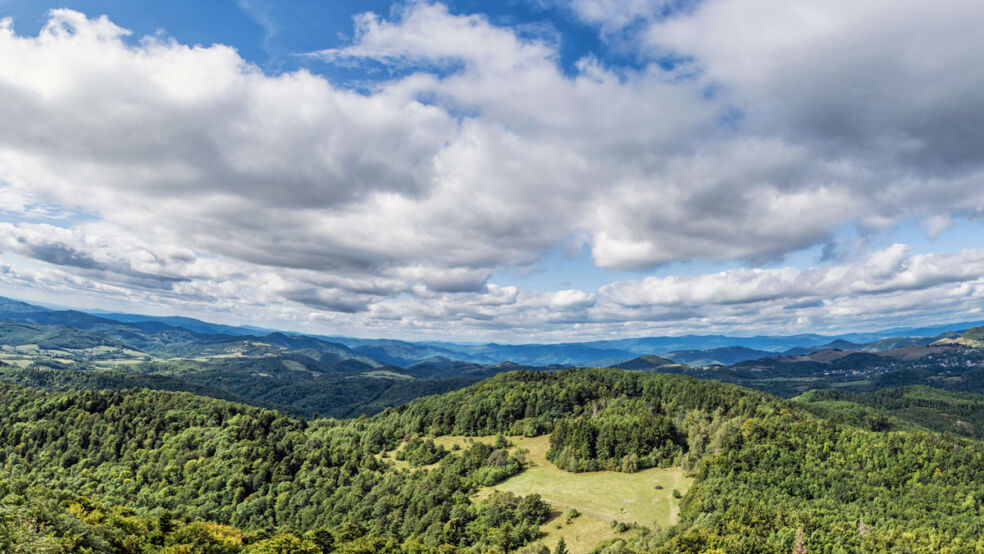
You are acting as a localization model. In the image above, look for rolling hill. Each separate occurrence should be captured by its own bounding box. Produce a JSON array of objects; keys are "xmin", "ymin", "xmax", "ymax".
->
[
  {"xmin": 935, "ymin": 325, "xmax": 984, "ymax": 348},
  {"xmin": 1, "ymin": 369, "xmax": 984, "ymax": 552},
  {"xmin": 795, "ymin": 385, "xmax": 984, "ymax": 438},
  {"xmin": 611, "ymin": 354, "xmax": 681, "ymax": 371},
  {"xmin": 0, "ymin": 321, "xmax": 129, "ymax": 351},
  {"xmin": 4, "ymin": 294, "xmax": 984, "ymax": 370},
  {"xmin": 661, "ymin": 345, "xmax": 774, "ymax": 366}
]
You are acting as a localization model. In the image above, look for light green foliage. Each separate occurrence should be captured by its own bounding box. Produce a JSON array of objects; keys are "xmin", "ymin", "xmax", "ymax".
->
[
  {"xmin": 0, "ymin": 505, "xmax": 61, "ymax": 554},
  {"xmin": 243, "ymin": 534, "xmax": 320, "ymax": 554},
  {"xmin": 394, "ymin": 437, "xmax": 449, "ymax": 466}
]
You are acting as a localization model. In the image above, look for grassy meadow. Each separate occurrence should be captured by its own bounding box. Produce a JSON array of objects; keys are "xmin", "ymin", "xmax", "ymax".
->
[{"xmin": 432, "ymin": 435, "xmax": 691, "ymax": 553}]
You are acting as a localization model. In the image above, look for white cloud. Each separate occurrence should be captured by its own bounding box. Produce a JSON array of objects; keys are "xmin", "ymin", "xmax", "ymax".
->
[
  {"xmin": 3, "ymin": 232, "xmax": 984, "ymax": 340},
  {"xmin": 0, "ymin": 4, "xmax": 983, "ymax": 339},
  {"xmin": 563, "ymin": 0, "xmax": 677, "ymax": 34},
  {"xmin": 598, "ymin": 244, "xmax": 984, "ymax": 308},
  {"xmin": 647, "ymin": 0, "xmax": 984, "ymax": 172}
]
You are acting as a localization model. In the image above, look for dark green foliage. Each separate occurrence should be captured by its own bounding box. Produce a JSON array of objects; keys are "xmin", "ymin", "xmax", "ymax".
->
[
  {"xmin": 0, "ymin": 321, "xmax": 129, "ymax": 351},
  {"xmin": 645, "ymin": 416, "xmax": 984, "ymax": 553},
  {"xmin": 394, "ymin": 437, "xmax": 449, "ymax": 466},
  {"xmin": 0, "ymin": 363, "xmax": 478, "ymax": 420},
  {"xmin": 379, "ymin": 369, "xmax": 984, "ymax": 552},
  {"xmin": 797, "ymin": 385, "xmax": 984, "ymax": 438},
  {"xmin": 243, "ymin": 375, "xmax": 479, "ymax": 419},
  {"xmin": 379, "ymin": 369, "xmax": 772, "ymax": 438},
  {"xmin": 0, "ymin": 503, "xmax": 61, "ymax": 553},
  {"xmin": 0, "ymin": 382, "xmax": 543, "ymax": 551},
  {"xmin": 0, "ymin": 367, "xmax": 243, "ymax": 402},
  {"xmin": 242, "ymin": 534, "xmax": 321, "ymax": 553},
  {"xmin": 131, "ymin": 357, "xmax": 480, "ymax": 418},
  {"xmin": 0, "ymin": 367, "xmax": 983, "ymax": 552},
  {"xmin": 547, "ymin": 413, "xmax": 684, "ymax": 472}
]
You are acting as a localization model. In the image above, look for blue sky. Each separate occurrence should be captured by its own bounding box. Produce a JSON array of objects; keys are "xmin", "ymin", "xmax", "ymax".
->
[
  {"xmin": 0, "ymin": 1, "xmax": 611, "ymax": 80},
  {"xmin": 0, "ymin": 0, "xmax": 983, "ymax": 341}
]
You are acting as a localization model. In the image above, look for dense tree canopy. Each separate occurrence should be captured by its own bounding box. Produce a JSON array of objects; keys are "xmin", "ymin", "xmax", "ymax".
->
[{"xmin": 0, "ymin": 369, "xmax": 983, "ymax": 552}]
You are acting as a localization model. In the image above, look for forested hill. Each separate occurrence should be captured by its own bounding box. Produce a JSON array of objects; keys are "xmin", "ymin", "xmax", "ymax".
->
[
  {"xmin": 795, "ymin": 385, "xmax": 984, "ymax": 438},
  {"xmin": 1, "ymin": 369, "xmax": 984, "ymax": 552}
]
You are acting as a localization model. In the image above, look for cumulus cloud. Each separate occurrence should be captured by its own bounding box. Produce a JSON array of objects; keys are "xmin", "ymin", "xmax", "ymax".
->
[
  {"xmin": 312, "ymin": 245, "xmax": 984, "ymax": 339},
  {"xmin": 3, "ymin": 228, "xmax": 984, "ymax": 340},
  {"xmin": 646, "ymin": 0, "xmax": 984, "ymax": 174},
  {"xmin": 598, "ymin": 244, "xmax": 984, "ymax": 308},
  {"xmin": 562, "ymin": 0, "xmax": 679, "ymax": 35},
  {"xmin": 0, "ymin": 3, "xmax": 983, "ymax": 339},
  {"xmin": 0, "ymin": 222, "xmax": 196, "ymax": 287}
]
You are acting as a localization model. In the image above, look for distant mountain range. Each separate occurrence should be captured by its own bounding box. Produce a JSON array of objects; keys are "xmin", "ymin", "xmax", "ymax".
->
[
  {"xmin": 5, "ymin": 292, "xmax": 984, "ymax": 420},
  {"xmin": 3, "ymin": 294, "xmax": 984, "ymax": 368}
]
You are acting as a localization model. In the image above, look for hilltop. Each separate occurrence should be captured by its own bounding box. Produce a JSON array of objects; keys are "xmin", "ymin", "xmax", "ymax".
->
[
  {"xmin": 934, "ymin": 325, "xmax": 984, "ymax": 348},
  {"xmin": 611, "ymin": 354, "xmax": 681, "ymax": 371}
]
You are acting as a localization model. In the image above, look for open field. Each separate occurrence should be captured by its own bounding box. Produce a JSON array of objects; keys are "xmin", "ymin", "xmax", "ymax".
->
[
  {"xmin": 433, "ymin": 435, "xmax": 691, "ymax": 553},
  {"xmin": 0, "ymin": 343, "xmax": 149, "ymax": 368},
  {"xmin": 362, "ymin": 369, "xmax": 414, "ymax": 379},
  {"xmin": 0, "ymin": 356, "xmax": 33, "ymax": 368}
]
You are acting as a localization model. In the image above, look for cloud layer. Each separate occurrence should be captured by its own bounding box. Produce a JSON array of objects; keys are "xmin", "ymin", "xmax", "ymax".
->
[{"xmin": 0, "ymin": 3, "xmax": 983, "ymax": 339}]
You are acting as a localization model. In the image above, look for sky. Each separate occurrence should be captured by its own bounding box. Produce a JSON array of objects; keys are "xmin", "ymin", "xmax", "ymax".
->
[{"xmin": 1, "ymin": 0, "xmax": 984, "ymax": 342}]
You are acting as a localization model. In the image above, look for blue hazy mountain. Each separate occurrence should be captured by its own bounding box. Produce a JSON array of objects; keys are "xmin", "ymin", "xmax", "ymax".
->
[
  {"xmin": 3, "ymin": 294, "xmax": 984, "ymax": 368},
  {"xmin": 97, "ymin": 313, "xmax": 276, "ymax": 337},
  {"xmin": 661, "ymin": 346, "xmax": 776, "ymax": 366}
]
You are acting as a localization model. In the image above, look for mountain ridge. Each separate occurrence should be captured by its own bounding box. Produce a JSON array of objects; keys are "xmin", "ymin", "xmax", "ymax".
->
[{"xmin": 4, "ymin": 294, "xmax": 984, "ymax": 371}]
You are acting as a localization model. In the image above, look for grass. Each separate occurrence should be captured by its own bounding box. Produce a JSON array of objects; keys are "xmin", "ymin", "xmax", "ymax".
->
[
  {"xmin": 379, "ymin": 441, "xmax": 421, "ymax": 471},
  {"xmin": 362, "ymin": 369, "xmax": 414, "ymax": 380},
  {"xmin": 0, "ymin": 357, "xmax": 33, "ymax": 368},
  {"xmin": 830, "ymin": 379, "xmax": 873, "ymax": 388},
  {"xmin": 94, "ymin": 359, "xmax": 151, "ymax": 367},
  {"xmin": 433, "ymin": 435, "xmax": 691, "ymax": 554},
  {"xmin": 1, "ymin": 344, "xmax": 149, "ymax": 368}
]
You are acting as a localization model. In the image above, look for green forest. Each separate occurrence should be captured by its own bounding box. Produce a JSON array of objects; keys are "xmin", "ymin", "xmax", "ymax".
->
[{"xmin": 0, "ymin": 369, "xmax": 983, "ymax": 552}]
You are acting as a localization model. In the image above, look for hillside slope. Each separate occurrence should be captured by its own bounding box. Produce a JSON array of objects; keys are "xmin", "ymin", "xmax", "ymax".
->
[
  {"xmin": 795, "ymin": 385, "xmax": 984, "ymax": 438},
  {"xmin": 935, "ymin": 325, "xmax": 984, "ymax": 348},
  {"xmin": 0, "ymin": 369, "xmax": 982, "ymax": 552},
  {"xmin": 0, "ymin": 321, "xmax": 131, "ymax": 351}
]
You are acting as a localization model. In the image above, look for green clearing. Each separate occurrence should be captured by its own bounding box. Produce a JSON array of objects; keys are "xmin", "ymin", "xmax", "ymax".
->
[
  {"xmin": 0, "ymin": 357, "xmax": 33, "ymax": 368},
  {"xmin": 830, "ymin": 379, "xmax": 873, "ymax": 388},
  {"xmin": 362, "ymin": 369, "xmax": 414, "ymax": 379},
  {"xmin": 93, "ymin": 359, "xmax": 152, "ymax": 367},
  {"xmin": 433, "ymin": 435, "xmax": 691, "ymax": 553}
]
